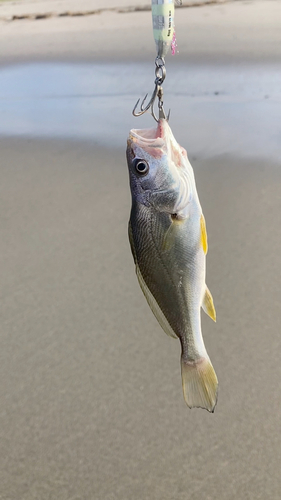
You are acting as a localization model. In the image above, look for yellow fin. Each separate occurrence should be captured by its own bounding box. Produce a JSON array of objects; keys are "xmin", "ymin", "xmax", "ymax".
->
[
  {"xmin": 200, "ymin": 214, "xmax": 208, "ymax": 254},
  {"xmin": 181, "ymin": 357, "xmax": 218, "ymax": 412},
  {"xmin": 202, "ymin": 286, "xmax": 216, "ymax": 322}
]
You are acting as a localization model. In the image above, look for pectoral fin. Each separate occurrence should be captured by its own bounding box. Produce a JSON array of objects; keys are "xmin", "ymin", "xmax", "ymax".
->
[
  {"xmin": 200, "ymin": 214, "xmax": 208, "ymax": 254},
  {"xmin": 202, "ymin": 286, "xmax": 216, "ymax": 322},
  {"xmin": 162, "ymin": 216, "xmax": 184, "ymax": 252}
]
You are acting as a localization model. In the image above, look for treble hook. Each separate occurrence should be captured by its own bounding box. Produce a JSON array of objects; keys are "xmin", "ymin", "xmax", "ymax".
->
[{"xmin": 132, "ymin": 57, "xmax": 170, "ymax": 122}]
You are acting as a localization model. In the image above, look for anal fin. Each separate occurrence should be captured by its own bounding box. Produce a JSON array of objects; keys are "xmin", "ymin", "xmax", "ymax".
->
[{"xmin": 202, "ymin": 286, "xmax": 216, "ymax": 322}]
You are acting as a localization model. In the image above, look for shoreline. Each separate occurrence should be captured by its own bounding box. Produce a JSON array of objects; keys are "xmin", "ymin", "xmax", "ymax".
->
[
  {"xmin": 0, "ymin": 60, "xmax": 280, "ymax": 162},
  {"xmin": 0, "ymin": 1, "xmax": 281, "ymax": 66},
  {"xmin": 0, "ymin": 0, "xmax": 233, "ymax": 22}
]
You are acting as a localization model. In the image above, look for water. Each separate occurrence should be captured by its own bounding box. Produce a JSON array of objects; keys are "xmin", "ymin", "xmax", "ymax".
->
[{"xmin": 0, "ymin": 62, "xmax": 280, "ymax": 160}]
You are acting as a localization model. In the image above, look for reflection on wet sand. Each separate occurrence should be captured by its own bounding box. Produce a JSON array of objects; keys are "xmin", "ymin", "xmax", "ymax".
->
[{"xmin": 0, "ymin": 62, "xmax": 280, "ymax": 160}]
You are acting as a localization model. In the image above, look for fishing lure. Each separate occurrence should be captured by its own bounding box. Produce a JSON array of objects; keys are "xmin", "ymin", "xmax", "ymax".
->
[
  {"xmin": 152, "ymin": 0, "xmax": 175, "ymax": 58},
  {"xmin": 133, "ymin": 0, "xmax": 180, "ymax": 121}
]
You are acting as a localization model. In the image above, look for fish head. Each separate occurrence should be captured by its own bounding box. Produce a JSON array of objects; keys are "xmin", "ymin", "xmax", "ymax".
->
[{"xmin": 126, "ymin": 119, "xmax": 195, "ymax": 216}]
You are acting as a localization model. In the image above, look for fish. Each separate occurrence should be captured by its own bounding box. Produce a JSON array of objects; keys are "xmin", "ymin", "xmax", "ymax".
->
[{"xmin": 126, "ymin": 118, "xmax": 218, "ymax": 412}]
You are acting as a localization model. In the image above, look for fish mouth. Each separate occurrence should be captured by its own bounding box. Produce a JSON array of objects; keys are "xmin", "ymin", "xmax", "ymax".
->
[
  {"xmin": 128, "ymin": 119, "xmax": 169, "ymax": 157},
  {"xmin": 129, "ymin": 119, "xmax": 168, "ymax": 143}
]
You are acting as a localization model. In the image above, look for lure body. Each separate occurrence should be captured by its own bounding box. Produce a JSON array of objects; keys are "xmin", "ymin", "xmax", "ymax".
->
[{"xmin": 152, "ymin": 0, "xmax": 175, "ymax": 58}]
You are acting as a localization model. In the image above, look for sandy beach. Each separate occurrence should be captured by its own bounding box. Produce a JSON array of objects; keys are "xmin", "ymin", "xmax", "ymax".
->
[{"xmin": 0, "ymin": 1, "xmax": 281, "ymax": 499}]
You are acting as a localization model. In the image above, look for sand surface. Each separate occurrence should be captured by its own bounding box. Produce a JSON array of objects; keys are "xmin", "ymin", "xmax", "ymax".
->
[
  {"xmin": 0, "ymin": 0, "xmax": 281, "ymax": 64},
  {"xmin": 0, "ymin": 1, "xmax": 281, "ymax": 499},
  {"xmin": 0, "ymin": 0, "xmax": 220, "ymax": 18}
]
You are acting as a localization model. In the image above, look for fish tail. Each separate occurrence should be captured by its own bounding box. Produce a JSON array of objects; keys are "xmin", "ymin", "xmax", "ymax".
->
[{"xmin": 180, "ymin": 356, "xmax": 218, "ymax": 412}]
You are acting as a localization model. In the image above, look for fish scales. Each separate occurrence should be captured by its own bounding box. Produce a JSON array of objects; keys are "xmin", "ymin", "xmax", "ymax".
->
[
  {"xmin": 131, "ymin": 204, "xmax": 202, "ymax": 355},
  {"xmin": 131, "ymin": 207, "xmax": 189, "ymax": 333},
  {"xmin": 127, "ymin": 119, "xmax": 218, "ymax": 412}
]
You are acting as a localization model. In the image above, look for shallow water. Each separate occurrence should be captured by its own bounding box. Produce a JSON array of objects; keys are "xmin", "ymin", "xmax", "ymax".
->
[{"xmin": 0, "ymin": 62, "xmax": 280, "ymax": 160}]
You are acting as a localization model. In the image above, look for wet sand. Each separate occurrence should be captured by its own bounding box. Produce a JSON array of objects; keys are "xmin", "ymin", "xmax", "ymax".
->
[
  {"xmin": 1, "ymin": 0, "xmax": 281, "ymax": 65},
  {"xmin": 0, "ymin": 1, "xmax": 281, "ymax": 499},
  {"xmin": 1, "ymin": 138, "xmax": 281, "ymax": 499}
]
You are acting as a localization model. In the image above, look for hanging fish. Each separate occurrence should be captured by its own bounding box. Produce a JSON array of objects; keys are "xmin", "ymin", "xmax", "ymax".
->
[{"xmin": 126, "ymin": 119, "xmax": 218, "ymax": 412}]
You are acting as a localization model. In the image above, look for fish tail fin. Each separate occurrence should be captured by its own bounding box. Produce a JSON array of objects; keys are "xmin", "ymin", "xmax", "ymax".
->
[{"xmin": 180, "ymin": 356, "xmax": 218, "ymax": 412}]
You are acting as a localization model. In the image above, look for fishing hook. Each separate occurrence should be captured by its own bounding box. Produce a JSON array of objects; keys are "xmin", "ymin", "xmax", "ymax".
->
[{"xmin": 132, "ymin": 57, "xmax": 170, "ymax": 122}]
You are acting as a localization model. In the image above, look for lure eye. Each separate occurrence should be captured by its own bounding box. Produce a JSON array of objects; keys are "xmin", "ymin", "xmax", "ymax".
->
[{"xmin": 134, "ymin": 159, "xmax": 149, "ymax": 176}]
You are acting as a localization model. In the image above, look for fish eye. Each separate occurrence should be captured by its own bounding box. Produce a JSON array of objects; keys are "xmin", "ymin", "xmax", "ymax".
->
[{"xmin": 133, "ymin": 159, "xmax": 149, "ymax": 176}]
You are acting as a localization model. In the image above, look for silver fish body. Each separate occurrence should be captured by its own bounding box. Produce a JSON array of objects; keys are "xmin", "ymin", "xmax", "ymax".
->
[{"xmin": 126, "ymin": 119, "xmax": 218, "ymax": 412}]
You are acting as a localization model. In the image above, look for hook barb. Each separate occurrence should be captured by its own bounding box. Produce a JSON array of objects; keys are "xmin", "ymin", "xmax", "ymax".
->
[
  {"xmin": 132, "ymin": 85, "xmax": 158, "ymax": 118},
  {"xmin": 132, "ymin": 83, "xmax": 169, "ymax": 122},
  {"xmin": 132, "ymin": 57, "xmax": 169, "ymax": 122}
]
